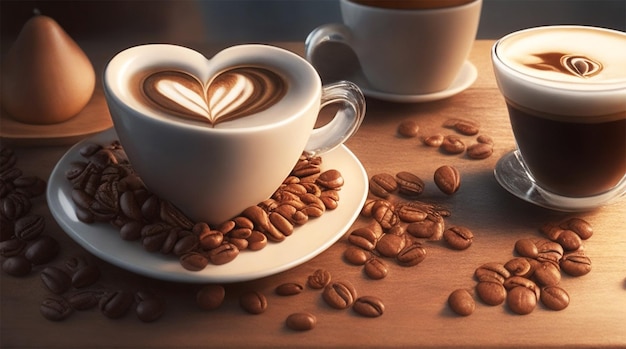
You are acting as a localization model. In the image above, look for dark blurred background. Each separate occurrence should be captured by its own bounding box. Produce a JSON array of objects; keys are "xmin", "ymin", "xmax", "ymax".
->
[{"xmin": 1, "ymin": 0, "xmax": 624, "ymax": 45}]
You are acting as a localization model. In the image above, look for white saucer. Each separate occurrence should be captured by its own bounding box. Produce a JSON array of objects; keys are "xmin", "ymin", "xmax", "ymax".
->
[
  {"xmin": 494, "ymin": 150, "xmax": 626, "ymax": 212},
  {"xmin": 47, "ymin": 128, "xmax": 368, "ymax": 283},
  {"xmin": 358, "ymin": 61, "xmax": 478, "ymax": 103}
]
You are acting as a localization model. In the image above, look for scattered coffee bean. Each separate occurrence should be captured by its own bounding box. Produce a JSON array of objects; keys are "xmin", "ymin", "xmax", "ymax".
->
[
  {"xmin": 476, "ymin": 281, "xmax": 506, "ymax": 306},
  {"xmin": 422, "ymin": 134, "xmax": 444, "ymax": 147},
  {"xmin": 286, "ymin": 312, "xmax": 317, "ymax": 331},
  {"xmin": 275, "ymin": 282, "xmax": 304, "ymax": 296},
  {"xmin": 2, "ymin": 255, "xmax": 32, "ymax": 276},
  {"xmin": 443, "ymin": 226, "xmax": 473, "ymax": 250},
  {"xmin": 135, "ymin": 291, "xmax": 166, "ymax": 322},
  {"xmin": 514, "ymin": 238, "xmax": 538, "ymax": 258},
  {"xmin": 560, "ymin": 252, "xmax": 592, "ymax": 276},
  {"xmin": 239, "ymin": 290, "xmax": 268, "ymax": 314},
  {"xmin": 395, "ymin": 171, "xmax": 424, "ymax": 197},
  {"xmin": 99, "ymin": 290, "xmax": 134, "ymax": 319},
  {"xmin": 507, "ymin": 286, "xmax": 536, "ymax": 315},
  {"xmin": 196, "ymin": 285, "xmax": 225, "ymax": 311},
  {"xmin": 14, "ymin": 214, "xmax": 45, "ymax": 241},
  {"xmin": 307, "ymin": 269, "xmax": 332, "ymax": 289},
  {"xmin": 322, "ymin": 281, "xmax": 357, "ymax": 309},
  {"xmin": 476, "ymin": 134, "xmax": 494, "ymax": 145},
  {"xmin": 448, "ymin": 289, "xmax": 475, "ymax": 316},
  {"xmin": 348, "ymin": 227, "xmax": 378, "ymax": 251},
  {"xmin": 475, "ymin": 262, "xmax": 511, "ymax": 284},
  {"xmin": 41, "ymin": 296, "xmax": 73, "ymax": 321},
  {"xmin": 375, "ymin": 233, "xmax": 405, "ymax": 258},
  {"xmin": 466, "ymin": 143, "xmax": 493, "ymax": 159},
  {"xmin": 369, "ymin": 173, "xmax": 398, "ymax": 198},
  {"xmin": 353, "ymin": 296, "xmax": 385, "ymax": 317},
  {"xmin": 561, "ymin": 217, "xmax": 593, "ymax": 240},
  {"xmin": 395, "ymin": 242, "xmax": 427, "ymax": 267},
  {"xmin": 41, "ymin": 266, "xmax": 72, "ymax": 295},
  {"xmin": 71, "ymin": 264, "xmax": 101, "ymax": 289},
  {"xmin": 441, "ymin": 135, "xmax": 466, "ymax": 154},
  {"xmin": 24, "ymin": 235, "xmax": 59, "ymax": 265},
  {"xmin": 444, "ymin": 118, "xmax": 480, "ymax": 136},
  {"xmin": 67, "ymin": 289, "xmax": 102, "ymax": 310},
  {"xmin": 398, "ymin": 120, "xmax": 419, "ymax": 137},
  {"xmin": 343, "ymin": 246, "xmax": 370, "ymax": 265},
  {"xmin": 433, "ymin": 165, "xmax": 461, "ymax": 195},
  {"xmin": 540, "ymin": 285, "xmax": 570, "ymax": 311},
  {"xmin": 504, "ymin": 257, "xmax": 533, "ymax": 278},
  {"xmin": 555, "ymin": 229, "xmax": 582, "ymax": 251},
  {"xmin": 364, "ymin": 257, "xmax": 388, "ymax": 280},
  {"xmin": 533, "ymin": 262, "xmax": 561, "ymax": 287},
  {"xmin": 0, "ymin": 238, "xmax": 27, "ymax": 258}
]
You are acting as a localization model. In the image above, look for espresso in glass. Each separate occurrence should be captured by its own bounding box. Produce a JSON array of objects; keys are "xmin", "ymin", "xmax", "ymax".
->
[{"xmin": 492, "ymin": 26, "xmax": 626, "ymax": 198}]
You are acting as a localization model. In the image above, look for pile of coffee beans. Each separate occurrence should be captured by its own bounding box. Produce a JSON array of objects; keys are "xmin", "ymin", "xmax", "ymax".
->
[
  {"xmin": 65, "ymin": 141, "xmax": 344, "ymax": 271},
  {"xmin": 397, "ymin": 118, "xmax": 494, "ymax": 160},
  {"xmin": 195, "ymin": 268, "xmax": 385, "ymax": 332},
  {"xmin": 0, "ymin": 147, "xmax": 58, "ymax": 277},
  {"xmin": 448, "ymin": 217, "xmax": 593, "ymax": 316}
]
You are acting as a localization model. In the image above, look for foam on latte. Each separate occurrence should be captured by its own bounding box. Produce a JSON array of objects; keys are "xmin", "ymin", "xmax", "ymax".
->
[{"xmin": 492, "ymin": 26, "xmax": 626, "ymax": 121}]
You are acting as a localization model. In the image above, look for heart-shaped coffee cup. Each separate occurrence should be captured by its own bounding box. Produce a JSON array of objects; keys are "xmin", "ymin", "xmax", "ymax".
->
[{"xmin": 104, "ymin": 44, "xmax": 365, "ymax": 225}]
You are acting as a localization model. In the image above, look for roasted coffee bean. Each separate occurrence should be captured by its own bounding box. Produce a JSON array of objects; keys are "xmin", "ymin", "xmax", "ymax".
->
[
  {"xmin": 269, "ymin": 212, "xmax": 294, "ymax": 236},
  {"xmin": 560, "ymin": 253, "xmax": 592, "ymax": 276},
  {"xmin": 474, "ymin": 262, "xmax": 511, "ymax": 284},
  {"xmin": 41, "ymin": 296, "xmax": 73, "ymax": 321},
  {"xmin": 507, "ymin": 286, "xmax": 536, "ymax": 315},
  {"xmin": 540, "ymin": 285, "xmax": 570, "ymax": 311},
  {"xmin": 41, "ymin": 266, "xmax": 72, "ymax": 294},
  {"xmin": 441, "ymin": 135, "xmax": 466, "ymax": 154},
  {"xmin": 398, "ymin": 120, "xmax": 419, "ymax": 137},
  {"xmin": 423, "ymin": 134, "xmax": 444, "ymax": 147},
  {"xmin": 316, "ymin": 169, "xmax": 344, "ymax": 190},
  {"xmin": 14, "ymin": 214, "xmax": 45, "ymax": 241},
  {"xmin": 196, "ymin": 285, "xmax": 225, "ymax": 311},
  {"xmin": 135, "ymin": 292, "xmax": 166, "ymax": 322},
  {"xmin": 372, "ymin": 203, "xmax": 398, "ymax": 230},
  {"xmin": 503, "ymin": 276, "xmax": 540, "ymax": 301},
  {"xmin": 504, "ymin": 257, "xmax": 533, "ymax": 277},
  {"xmin": 207, "ymin": 243, "xmax": 239, "ymax": 265},
  {"xmin": 286, "ymin": 312, "xmax": 317, "ymax": 331},
  {"xmin": 307, "ymin": 269, "xmax": 332, "ymax": 289},
  {"xmin": 514, "ymin": 238, "xmax": 538, "ymax": 258},
  {"xmin": 173, "ymin": 234, "xmax": 199, "ymax": 256},
  {"xmin": 561, "ymin": 217, "xmax": 593, "ymax": 240},
  {"xmin": 434, "ymin": 165, "xmax": 461, "ymax": 195},
  {"xmin": 180, "ymin": 252, "xmax": 209, "ymax": 271},
  {"xmin": 540, "ymin": 222, "xmax": 564, "ymax": 241},
  {"xmin": 119, "ymin": 220, "xmax": 143, "ymax": 241},
  {"xmin": 396, "ymin": 242, "xmax": 427, "ymax": 267},
  {"xmin": 535, "ymin": 240, "xmax": 564, "ymax": 263},
  {"xmin": 448, "ymin": 289, "xmax": 475, "ymax": 316},
  {"xmin": 533, "ymin": 262, "xmax": 562, "ymax": 287},
  {"xmin": 198, "ymin": 229, "xmax": 224, "ymax": 250},
  {"xmin": 0, "ymin": 238, "xmax": 26, "ymax": 257},
  {"xmin": 443, "ymin": 226, "xmax": 473, "ymax": 250},
  {"xmin": 466, "ymin": 143, "xmax": 493, "ymax": 159},
  {"xmin": 343, "ymin": 246, "xmax": 370, "ymax": 265},
  {"xmin": 353, "ymin": 296, "xmax": 385, "ymax": 317},
  {"xmin": 322, "ymin": 281, "xmax": 357, "ymax": 309},
  {"xmin": 1, "ymin": 192, "xmax": 31, "ymax": 221},
  {"xmin": 2, "ymin": 255, "xmax": 32, "ymax": 276},
  {"xmin": 477, "ymin": 134, "xmax": 494, "ymax": 145},
  {"xmin": 24, "ymin": 236, "xmax": 59, "ymax": 265},
  {"xmin": 396, "ymin": 204, "xmax": 428, "ymax": 223},
  {"xmin": 71, "ymin": 264, "xmax": 101, "ymax": 288},
  {"xmin": 476, "ymin": 281, "xmax": 506, "ymax": 306},
  {"xmin": 239, "ymin": 290, "xmax": 267, "ymax": 314},
  {"xmin": 364, "ymin": 257, "xmax": 388, "ymax": 280},
  {"xmin": 395, "ymin": 171, "xmax": 424, "ymax": 197},
  {"xmin": 275, "ymin": 282, "xmax": 304, "ymax": 296},
  {"xmin": 67, "ymin": 289, "xmax": 102, "ymax": 310},
  {"xmin": 406, "ymin": 215, "xmax": 444, "ymax": 239},
  {"xmin": 99, "ymin": 290, "xmax": 134, "ymax": 319},
  {"xmin": 243, "ymin": 230, "xmax": 265, "ymax": 251},
  {"xmin": 319, "ymin": 190, "xmax": 340, "ymax": 210},
  {"xmin": 369, "ymin": 173, "xmax": 398, "ymax": 198},
  {"xmin": 375, "ymin": 233, "xmax": 405, "ymax": 258},
  {"xmin": 444, "ymin": 118, "xmax": 480, "ymax": 136},
  {"xmin": 159, "ymin": 200, "xmax": 194, "ymax": 230},
  {"xmin": 556, "ymin": 229, "xmax": 583, "ymax": 251}
]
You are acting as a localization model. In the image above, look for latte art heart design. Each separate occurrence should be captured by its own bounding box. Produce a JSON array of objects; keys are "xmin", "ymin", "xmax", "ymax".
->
[{"xmin": 141, "ymin": 67, "xmax": 287, "ymax": 125}]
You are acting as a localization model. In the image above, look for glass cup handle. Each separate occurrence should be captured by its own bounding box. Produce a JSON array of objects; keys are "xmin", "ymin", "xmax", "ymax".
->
[
  {"xmin": 303, "ymin": 80, "xmax": 366, "ymax": 157},
  {"xmin": 305, "ymin": 23, "xmax": 353, "ymax": 63}
]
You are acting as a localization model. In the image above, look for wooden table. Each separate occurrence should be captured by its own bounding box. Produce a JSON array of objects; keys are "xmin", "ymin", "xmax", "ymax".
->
[{"xmin": 1, "ymin": 40, "xmax": 625, "ymax": 348}]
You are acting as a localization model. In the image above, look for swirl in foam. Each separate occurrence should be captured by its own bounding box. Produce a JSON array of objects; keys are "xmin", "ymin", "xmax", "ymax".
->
[{"xmin": 493, "ymin": 26, "xmax": 626, "ymax": 121}]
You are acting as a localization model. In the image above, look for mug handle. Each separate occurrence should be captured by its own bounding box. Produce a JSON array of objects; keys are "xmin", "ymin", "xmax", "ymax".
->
[
  {"xmin": 303, "ymin": 80, "xmax": 366, "ymax": 157},
  {"xmin": 304, "ymin": 23, "xmax": 353, "ymax": 63}
]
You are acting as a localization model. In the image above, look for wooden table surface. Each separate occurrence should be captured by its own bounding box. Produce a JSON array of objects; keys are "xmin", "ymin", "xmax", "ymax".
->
[{"xmin": 1, "ymin": 40, "xmax": 625, "ymax": 349}]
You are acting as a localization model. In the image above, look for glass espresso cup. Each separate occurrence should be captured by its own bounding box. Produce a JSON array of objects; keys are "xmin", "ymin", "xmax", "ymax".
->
[{"xmin": 492, "ymin": 26, "xmax": 626, "ymax": 210}]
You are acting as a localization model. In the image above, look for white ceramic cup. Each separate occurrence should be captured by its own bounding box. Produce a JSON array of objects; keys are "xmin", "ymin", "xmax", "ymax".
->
[
  {"xmin": 305, "ymin": 0, "xmax": 482, "ymax": 95},
  {"xmin": 103, "ymin": 44, "xmax": 365, "ymax": 225}
]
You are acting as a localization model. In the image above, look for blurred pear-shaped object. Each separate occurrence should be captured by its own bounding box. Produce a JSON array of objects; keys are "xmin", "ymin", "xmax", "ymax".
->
[{"xmin": 1, "ymin": 14, "xmax": 95, "ymax": 124}]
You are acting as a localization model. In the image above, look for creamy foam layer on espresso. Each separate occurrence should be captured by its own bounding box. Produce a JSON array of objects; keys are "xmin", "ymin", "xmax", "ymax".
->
[
  {"xmin": 494, "ymin": 26, "xmax": 626, "ymax": 121},
  {"xmin": 496, "ymin": 27, "xmax": 626, "ymax": 87}
]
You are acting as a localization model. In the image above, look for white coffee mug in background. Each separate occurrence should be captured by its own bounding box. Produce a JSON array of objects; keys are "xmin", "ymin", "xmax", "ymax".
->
[
  {"xmin": 306, "ymin": 0, "xmax": 482, "ymax": 96},
  {"xmin": 103, "ymin": 44, "xmax": 365, "ymax": 225}
]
